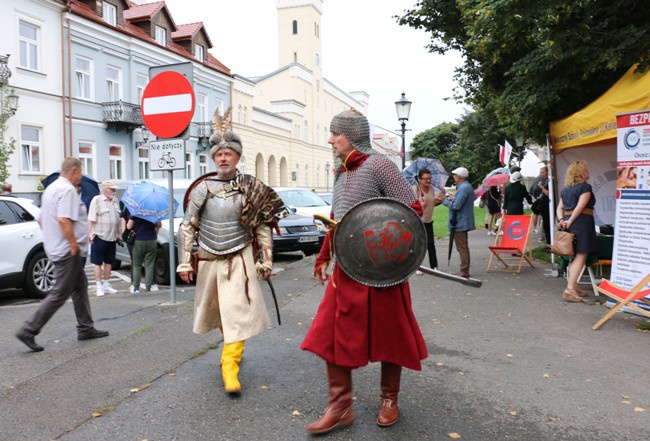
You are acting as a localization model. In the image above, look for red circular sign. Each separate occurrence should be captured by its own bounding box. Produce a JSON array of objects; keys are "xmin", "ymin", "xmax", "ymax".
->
[{"xmin": 141, "ymin": 71, "xmax": 195, "ymax": 139}]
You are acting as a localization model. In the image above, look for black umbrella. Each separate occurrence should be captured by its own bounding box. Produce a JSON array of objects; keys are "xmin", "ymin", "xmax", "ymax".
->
[
  {"xmin": 448, "ymin": 212, "xmax": 456, "ymax": 266},
  {"xmin": 41, "ymin": 171, "xmax": 100, "ymax": 209}
]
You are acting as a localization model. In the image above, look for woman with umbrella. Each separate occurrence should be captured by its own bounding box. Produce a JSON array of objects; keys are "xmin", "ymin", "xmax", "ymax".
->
[{"xmin": 412, "ymin": 169, "xmax": 445, "ymax": 273}]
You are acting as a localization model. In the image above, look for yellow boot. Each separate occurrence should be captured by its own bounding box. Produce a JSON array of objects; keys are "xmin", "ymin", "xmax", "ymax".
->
[{"xmin": 221, "ymin": 341, "xmax": 244, "ymax": 394}]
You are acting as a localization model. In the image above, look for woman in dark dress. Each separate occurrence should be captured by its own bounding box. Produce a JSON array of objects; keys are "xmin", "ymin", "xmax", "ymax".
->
[
  {"xmin": 556, "ymin": 160, "xmax": 598, "ymax": 302},
  {"xmin": 486, "ymin": 186, "xmax": 501, "ymax": 235},
  {"xmin": 503, "ymin": 171, "xmax": 532, "ymax": 215}
]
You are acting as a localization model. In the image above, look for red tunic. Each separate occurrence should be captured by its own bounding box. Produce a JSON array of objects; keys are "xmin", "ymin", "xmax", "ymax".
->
[{"xmin": 300, "ymin": 151, "xmax": 428, "ymax": 370}]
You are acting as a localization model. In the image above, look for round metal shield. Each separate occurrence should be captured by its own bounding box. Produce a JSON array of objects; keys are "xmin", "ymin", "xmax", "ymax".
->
[{"xmin": 333, "ymin": 197, "xmax": 426, "ymax": 287}]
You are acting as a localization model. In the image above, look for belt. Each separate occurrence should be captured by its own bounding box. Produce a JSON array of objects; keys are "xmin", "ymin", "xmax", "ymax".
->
[{"xmin": 565, "ymin": 208, "xmax": 593, "ymax": 216}]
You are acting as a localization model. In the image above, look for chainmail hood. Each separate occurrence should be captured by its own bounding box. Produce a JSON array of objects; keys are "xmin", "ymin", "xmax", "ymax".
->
[{"xmin": 330, "ymin": 109, "xmax": 372, "ymax": 153}]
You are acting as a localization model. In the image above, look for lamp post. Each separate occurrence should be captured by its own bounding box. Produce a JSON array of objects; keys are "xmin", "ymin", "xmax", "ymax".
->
[
  {"xmin": 325, "ymin": 161, "xmax": 331, "ymax": 191},
  {"xmin": 515, "ymin": 136, "xmax": 525, "ymax": 166},
  {"xmin": 135, "ymin": 126, "xmax": 149, "ymax": 148},
  {"xmin": 1, "ymin": 54, "xmax": 20, "ymax": 184},
  {"xmin": 395, "ymin": 92, "xmax": 412, "ymax": 170}
]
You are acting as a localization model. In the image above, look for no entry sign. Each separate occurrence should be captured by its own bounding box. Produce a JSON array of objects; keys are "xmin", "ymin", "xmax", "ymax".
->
[{"xmin": 141, "ymin": 71, "xmax": 195, "ymax": 139}]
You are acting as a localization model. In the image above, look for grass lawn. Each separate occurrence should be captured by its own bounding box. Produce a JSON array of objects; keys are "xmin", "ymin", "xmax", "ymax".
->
[{"xmin": 431, "ymin": 206, "xmax": 490, "ymax": 239}]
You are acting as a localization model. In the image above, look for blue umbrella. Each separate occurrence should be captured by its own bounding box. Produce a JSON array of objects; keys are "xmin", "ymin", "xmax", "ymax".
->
[
  {"xmin": 41, "ymin": 171, "xmax": 99, "ymax": 209},
  {"xmin": 121, "ymin": 181, "xmax": 179, "ymax": 223},
  {"xmin": 402, "ymin": 157, "xmax": 449, "ymax": 191}
]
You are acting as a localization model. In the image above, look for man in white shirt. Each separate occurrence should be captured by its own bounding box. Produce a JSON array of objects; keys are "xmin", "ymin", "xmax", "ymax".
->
[
  {"xmin": 16, "ymin": 157, "xmax": 109, "ymax": 352},
  {"xmin": 88, "ymin": 180, "xmax": 121, "ymax": 296}
]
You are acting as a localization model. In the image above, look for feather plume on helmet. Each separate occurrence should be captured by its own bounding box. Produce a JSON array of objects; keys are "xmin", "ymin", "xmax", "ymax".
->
[{"xmin": 208, "ymin": 107, "xmax": 243, "ymax": 158}]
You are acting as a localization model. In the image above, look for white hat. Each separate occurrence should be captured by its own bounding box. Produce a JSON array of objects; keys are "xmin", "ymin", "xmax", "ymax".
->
[
  {"xmin": 510, "ymin": 171, "xmax": 523, "ymax": 183},
  {"xmin": 452, "ymin": 167, "xmax": 469, "ymax": 178},
  {"xmin": 101, "ymin": 180, "xmax": 118, "ymax": 190}
]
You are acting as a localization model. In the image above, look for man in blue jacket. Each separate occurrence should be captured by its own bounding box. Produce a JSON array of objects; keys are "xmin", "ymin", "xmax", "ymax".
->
[{"xmin": 442, "ymin": 167, "xmax": 476, "ymax": 278}]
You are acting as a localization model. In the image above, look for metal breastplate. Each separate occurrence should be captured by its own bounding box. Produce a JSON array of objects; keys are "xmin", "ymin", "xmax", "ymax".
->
[{"xmin": 198, "ymin": 180, "xmax": 251, "ymax": 255}]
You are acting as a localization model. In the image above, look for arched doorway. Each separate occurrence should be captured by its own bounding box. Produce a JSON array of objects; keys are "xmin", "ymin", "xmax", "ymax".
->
[{"xmin": 268, "ymin": 155, "xmax": 277, "ymax": 186}]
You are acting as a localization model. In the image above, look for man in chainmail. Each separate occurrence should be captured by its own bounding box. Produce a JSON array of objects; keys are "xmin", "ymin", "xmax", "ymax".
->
[
  {"xmin": 301, "ymin": 109, "xmax": 429, "ymax": 434},
  {"xmin": 176, "ymin": 109, "xmax": 284, "ymax": 395}
]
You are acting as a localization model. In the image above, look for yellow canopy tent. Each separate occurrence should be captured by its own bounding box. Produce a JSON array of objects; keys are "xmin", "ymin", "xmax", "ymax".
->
[
  {"xmin": 549, "ymin": 64, "xmax": 650, "ymax": 227},
  {"xmin": 550, "ymin": 64, "xmax": 650, "ymax": 151}
]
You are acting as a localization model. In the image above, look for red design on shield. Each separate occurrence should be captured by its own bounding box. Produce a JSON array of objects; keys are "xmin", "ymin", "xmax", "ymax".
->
[{"xmin": 363, "ymin": 221, "xmax": 413, "ymax": 265}]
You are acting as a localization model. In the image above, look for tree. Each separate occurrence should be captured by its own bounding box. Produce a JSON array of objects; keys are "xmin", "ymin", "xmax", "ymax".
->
[
  {"xmin": 398, "ymin": 0, "xmax": 650, "ymax": 143},
  {"xmin": 410, "ymin": 122, "xmax": 458, "ymax": 186},
  {"xmin": 0, "ymin": 113, "xmax": 16, "ymax": 184}
]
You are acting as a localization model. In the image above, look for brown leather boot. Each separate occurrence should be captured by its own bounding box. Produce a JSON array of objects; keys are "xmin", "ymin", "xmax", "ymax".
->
[
  {"xmin": 377, "ymin": 362, "xmax": 402, "ymax": 427},
  {"xmin": 305, "ymin": 363, "xmax": 355, "ymax": 434}
]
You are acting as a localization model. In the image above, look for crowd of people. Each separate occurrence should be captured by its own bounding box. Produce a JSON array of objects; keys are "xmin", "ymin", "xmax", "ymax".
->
[{"xmin": 12, "ymin": 106, "xmax": 601, "ymax": 435}]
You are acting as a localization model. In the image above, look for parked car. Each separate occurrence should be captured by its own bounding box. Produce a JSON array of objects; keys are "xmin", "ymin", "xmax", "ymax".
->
[
  {"xmin": 273, "ymin": 187, "xmax": 331, "ymax": 220},
  {"xmin": 316, "ymin": 192, "xmax": 332, "ymax": 205},
  {"xmin": 113, "ymin": 179, "xmax": 194, "ymax": 285},
  {"xmin": 273, "ymin": 213, "xmax": 325, "ymax": 255},
  {"xmin": 0, "ymin": 196, "xmax": 55, "ymax": 298}
]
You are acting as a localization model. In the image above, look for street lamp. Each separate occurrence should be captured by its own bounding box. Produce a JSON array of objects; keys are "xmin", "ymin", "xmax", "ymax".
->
[
  {"xmin": 325, "ymin": 161, "xmax": 331, "ymax": 191},
  {"xmin": 135, "ymin": 126, "xmax": 149, "ymax": 148},
  {"xmin": 1, "ymin": 54, "xmax": 20, "ymax": 115},
  {"xmin": 395, "ymin": 92, "xmax": 412, "ymax": 170},
  {"xmin": 515, "ymin": 136, "xmax": 525, "ymax": 166}
]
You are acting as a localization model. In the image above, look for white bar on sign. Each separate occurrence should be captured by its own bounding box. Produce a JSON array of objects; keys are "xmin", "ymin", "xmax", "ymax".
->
[{"xmin": 143, "ymin": 94, "xmax": 192, "ymax": 115}]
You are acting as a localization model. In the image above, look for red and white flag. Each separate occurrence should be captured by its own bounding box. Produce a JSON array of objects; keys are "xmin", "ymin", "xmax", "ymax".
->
[
  {"xmin": 498, "ymin": 144, "xmax": 505, "ymax": 165},
  {"xmin": 502, "ymin": 140, "xmax": 513, "ymax": 166}
]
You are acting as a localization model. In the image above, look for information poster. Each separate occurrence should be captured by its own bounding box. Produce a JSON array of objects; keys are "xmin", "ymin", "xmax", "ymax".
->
[{"xmin": 610, "ymin": 110, "xmax": 650, "ymax": 311}]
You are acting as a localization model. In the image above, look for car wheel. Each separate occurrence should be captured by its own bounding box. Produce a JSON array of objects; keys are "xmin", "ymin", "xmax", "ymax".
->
[
  {"xmin": 155, "ymin": 244, "xmax": 170, "ymax": 285},
  {"xmin": 24, "ymin": 250, "xmax": 55, "ymax": 299},
  {"xmin": 112, "ymin": 259, "xmax": 122, "ymax": 270}
]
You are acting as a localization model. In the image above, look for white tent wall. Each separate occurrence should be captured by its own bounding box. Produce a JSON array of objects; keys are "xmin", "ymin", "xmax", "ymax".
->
[{"xmin": 554, "ymin": 144, "xmax": 617, "ymax": 227}]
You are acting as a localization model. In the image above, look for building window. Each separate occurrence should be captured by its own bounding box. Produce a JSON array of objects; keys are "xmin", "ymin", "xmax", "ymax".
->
[
  {"xmin": 316, "ymin": 125, "xmax": 320, "ymax": 144},
  {"xmin": 185, "ymin": 153, "xmax": 193, "ymax": 178},
  {"xmin": 199, "ymin": 154, "xmax": 208, "ymax": 175},
  {"xmin": 215, "ymin": 98, "xmax": 223, "ymax": 115},
  {"xmin": 198, "ymin": 94, "xmax": 207, "ymax": 122},
  {"xmin": 304, "ymin": 164, "xmax": 309, "ymax": 187},
  {"xmin": 324, "ymin": 125, "xmax": 328, "ymax": 144},
  {"xmin": 18, "ymin": 20, "xmax": 39, "ymax": 71},
  {"xmin": 292, "ymin": 20, "xmax": 298, "ymax": 34},
  {"xmin": 137, "ymin": 73, "xmax": 148, "ymax": 104},
  {"xmin": 103, "ymin": 2, "xmax": 117, "ymax": 26},
  {"xmin": 74, "ymin": 56, "xmax": 92, "ymax": 100},
  {"xmin": 315, "ymin": 53, "xmax": 320, "ymax": 66},
  {"xmin": 195, "ymin": 43, "xmax": 204, "ymax": 62},
  {"xmin": 155, "ymin": 25, "xmax": 167, "ymax": 46},
  {"xmin": 20, "ymin": 125, "xmax": 41, "ymax": 173},
  {"xmin": 293, "ymin": 52, "xmax": 297, "ymax": 63},
  {"xmin": 107, "ymin": 66, "xmax": 121, "ymax": 101},
  {"xmin": 109, "ymin": 145, "xmax": 124, "ymax": 180},
  {"xmin": 238, "ymin": 105, "xmax": 242, "ymax": 123},
  {"xmin": 138, "ymin": 147, "xmax": 150, "ymax": 179},
  {"xmin": 243, "ymin": 107, "xmax": 247, "ymax": 125},
  {"xmin": 239, "ymin": 155, "xmax": 246, "ymax": 175},
  {"xmin": 78, "ymin": 141, "xmax": 95, "ymax": 176},
  {"xmin": 304, "ymin": 120, "xmax": 308, "ymax": 143}
]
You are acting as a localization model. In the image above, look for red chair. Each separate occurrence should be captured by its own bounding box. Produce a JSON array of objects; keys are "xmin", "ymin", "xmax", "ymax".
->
[
  {"xmin": 487, "ymin": 215, "xmax": 535, "ymax": 274},
  {"xmin": 592, "ymin": 273, "xmax": 650, "ymax": 330}
]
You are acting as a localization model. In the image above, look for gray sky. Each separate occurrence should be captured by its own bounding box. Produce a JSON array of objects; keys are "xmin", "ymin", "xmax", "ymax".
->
[{"xmin": 162, "ymin": 0, "xmax": 467, "ymax": 146}]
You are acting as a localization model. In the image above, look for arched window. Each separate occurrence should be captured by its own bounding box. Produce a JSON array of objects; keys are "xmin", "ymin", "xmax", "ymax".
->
[
  {"xmin": 304, "ymin": 120, "xmax": 308, "ymax": 143},
  {"xmin": 292, "ymin": 20, "xmax": 298, "ymax": 35},
  {"xmin": 238, "ymin": 105, "xmax": 242, "ymax": 123},
  {"xmin": 243, "ymin": 107, "xmax": 247, "ymax": 124},
  {"xmin": 304, "ymin": 164, "xmax": 309, "ymax": 186}
]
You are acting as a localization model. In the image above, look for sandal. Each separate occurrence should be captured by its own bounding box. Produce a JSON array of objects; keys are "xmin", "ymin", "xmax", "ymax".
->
[{"xmin": 563, "ymin": 289, "xmax": 583, "ymax": 303}]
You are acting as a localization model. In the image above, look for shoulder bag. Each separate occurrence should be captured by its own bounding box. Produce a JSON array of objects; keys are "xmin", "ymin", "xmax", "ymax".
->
[{"xmin": 551, "ymin": 230, "xmax": 575, "ymax": 256}]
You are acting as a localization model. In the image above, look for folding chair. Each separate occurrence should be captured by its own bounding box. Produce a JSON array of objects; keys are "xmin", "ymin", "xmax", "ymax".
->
[
  {"xmin": 592, "ymin": 273, "xmax": 650, "ymax": 330},
  {"xmin": 487, "ymin": 214, "xmax": 535, "ymax": 274}
]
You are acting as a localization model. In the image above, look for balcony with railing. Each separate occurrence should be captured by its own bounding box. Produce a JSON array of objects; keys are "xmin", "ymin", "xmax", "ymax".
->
[{"xmin": 102, "ymin": 100, "xmax": 143, "ymax": 132}]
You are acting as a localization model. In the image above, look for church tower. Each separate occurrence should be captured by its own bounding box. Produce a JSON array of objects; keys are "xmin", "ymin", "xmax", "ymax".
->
[{"xmin": 276, "ymin": 0, "xmax": 323, "ymax": 72}]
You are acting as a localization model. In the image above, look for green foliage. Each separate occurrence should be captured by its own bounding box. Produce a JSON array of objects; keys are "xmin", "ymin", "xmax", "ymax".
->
[
  {"xmin": 0, "ymin": 110, "xmax": 16, "ymax": 184},
  {"xmin": 398, "ymin": 0, "xmax": 650, "ymax": 142}
]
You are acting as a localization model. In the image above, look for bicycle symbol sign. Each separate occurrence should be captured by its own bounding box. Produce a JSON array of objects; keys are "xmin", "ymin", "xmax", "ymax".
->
[{"xmin": 149, "ymin": 139, "xmax": 185, "ymax": 171}]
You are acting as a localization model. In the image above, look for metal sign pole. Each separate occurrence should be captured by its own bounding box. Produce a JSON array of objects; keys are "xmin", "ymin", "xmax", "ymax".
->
[{"xmin": 168, "ymin": 170, "xmax": 176, "ymax": 303}]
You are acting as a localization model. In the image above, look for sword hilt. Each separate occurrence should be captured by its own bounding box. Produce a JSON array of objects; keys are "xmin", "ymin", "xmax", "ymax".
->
[{"xmin": 313, "ymin": 214, "xmax": 339, "ymax": 228}]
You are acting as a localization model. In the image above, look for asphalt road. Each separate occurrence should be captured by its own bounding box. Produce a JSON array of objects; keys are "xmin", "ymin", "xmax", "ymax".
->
[{"xmin": 1, "ymin": 234, "xmax": 649, "ymax": 441}]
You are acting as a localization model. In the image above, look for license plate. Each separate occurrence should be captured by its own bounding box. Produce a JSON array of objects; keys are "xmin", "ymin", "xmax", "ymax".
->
[{"xmin": 299, "ymin": 236, "xmax": 319, "ymax": 243}]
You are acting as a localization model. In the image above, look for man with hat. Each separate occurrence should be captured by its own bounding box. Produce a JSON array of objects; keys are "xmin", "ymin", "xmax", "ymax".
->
[
  {"xmin": 176, "ymin": 108, "xmax": 285, "ymax": 395},
  {"xmin": 88, "ymin": 179, "xmax": 121, "ymax": 296},
  {"xmin": 442, "ymin": 167, "xmax": 476, "ymax": 278},
  {"xmin": 301, "ymin": 109, "xmax": 428, "ymax": 434}
]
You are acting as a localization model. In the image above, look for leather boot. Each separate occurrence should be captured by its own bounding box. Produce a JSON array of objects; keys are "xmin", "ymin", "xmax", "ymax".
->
[
  {"xmin": 221, "ymin": 341, "xmax": 244, "ymax": 394},
  {"xmin": 305, "ymin": 363, "xmax": 355, "ymax": 434},
  {"xmin": 377, "ymin": 362, "xmax": 402, "ymax": 427}
]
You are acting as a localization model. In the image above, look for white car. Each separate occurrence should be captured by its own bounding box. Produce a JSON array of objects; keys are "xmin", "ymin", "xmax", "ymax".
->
[
  {"xmin": 113, "ymin": 179, "xmax": 194, "ymax": 285},
  {"xmin": 273, "ymin": 187, "xmax": 331, "ymax": 221},
  {"xmin": 0, "ymin": 196, "xmax": 55, "ymax": 298}
]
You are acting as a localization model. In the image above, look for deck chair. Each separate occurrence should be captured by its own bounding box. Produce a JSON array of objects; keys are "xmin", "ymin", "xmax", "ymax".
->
[
  {"xmin": 592, "ymin": 273, "xmax": 650, "ymax": 330},
  {"xmin": 487, "ymin": 214, "xmax": 534, "ymax": 274}
]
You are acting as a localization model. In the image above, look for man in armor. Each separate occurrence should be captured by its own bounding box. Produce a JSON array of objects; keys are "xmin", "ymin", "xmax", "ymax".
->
[
  {"xmin": 176, "ymin": 110, "xmax": 284, "ymax": 395},
  {"xmin": 301, "ymin": 110, "xmax": 429, "ymax": 433}
]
